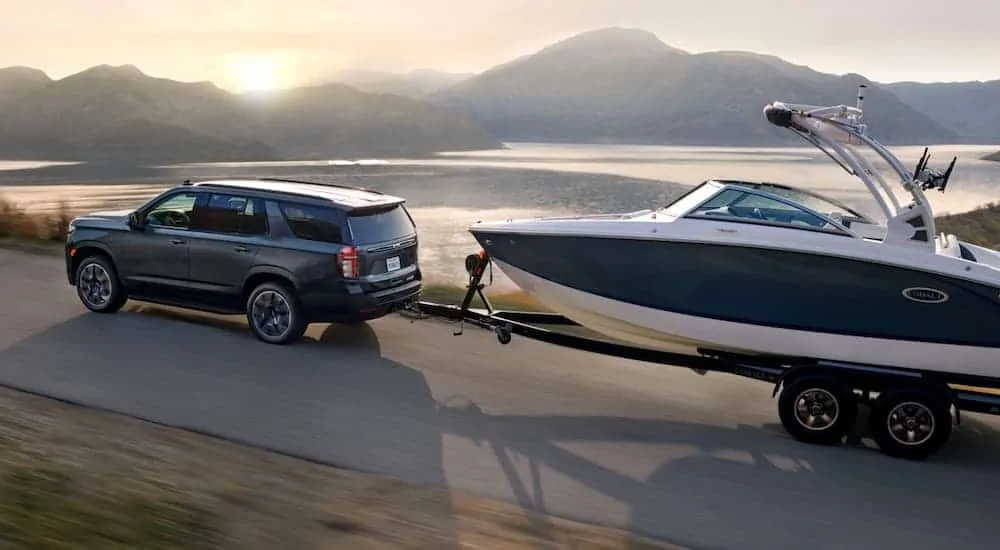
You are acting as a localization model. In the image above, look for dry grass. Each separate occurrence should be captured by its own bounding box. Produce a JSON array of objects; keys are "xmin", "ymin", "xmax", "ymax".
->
[
  {"xmin": 0, "ymin": 387, "xmax": 679, "ymax": 550},
  {"xmin": 0, "ymin": 196, "xmax": 73, "ymax": 242},
  {"xmin": 935, "ymin": 200, "xmax": 1000, "ymax": 250}
]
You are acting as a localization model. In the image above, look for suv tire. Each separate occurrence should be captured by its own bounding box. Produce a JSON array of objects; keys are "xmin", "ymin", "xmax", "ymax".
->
[
  {"xmin": 245, "ymin": 281, "xmax": 307, "ymax": 345},
  {"xmin": 75, "ymin": 254, "xmax": 128, "ymax": 314}
]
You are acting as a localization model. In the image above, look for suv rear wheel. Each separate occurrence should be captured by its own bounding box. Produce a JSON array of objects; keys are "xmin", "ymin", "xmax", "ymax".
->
[
  {"xmin": 246, "ymin": 281, "xmax": 307, "ymax": 345},
  {"xmin": 75, "ymin": 255, "xmax": 127, "ymax": 313}
]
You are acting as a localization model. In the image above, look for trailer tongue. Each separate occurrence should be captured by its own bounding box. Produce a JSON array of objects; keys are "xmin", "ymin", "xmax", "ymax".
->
[{"xmin": 410, "ymin": 249, "xmax": 1000, "ymax": 462}]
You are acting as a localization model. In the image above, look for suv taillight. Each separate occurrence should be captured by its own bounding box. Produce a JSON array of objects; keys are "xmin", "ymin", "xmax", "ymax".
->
[{"xmin": 338, "ymin": 246, "xmax": 359, "ymax": 278}]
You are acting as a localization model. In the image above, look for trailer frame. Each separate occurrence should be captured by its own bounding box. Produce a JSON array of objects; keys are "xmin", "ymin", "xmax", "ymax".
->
[{"xmin": 409, "ymin": 250, "xmax": 1000, "ymax": 461}]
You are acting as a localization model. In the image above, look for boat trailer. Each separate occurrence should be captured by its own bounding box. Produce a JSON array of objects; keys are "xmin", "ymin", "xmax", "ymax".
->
[{"xmin": 410, "ymin": 249, "xmax": 1000, "ymax": 461}]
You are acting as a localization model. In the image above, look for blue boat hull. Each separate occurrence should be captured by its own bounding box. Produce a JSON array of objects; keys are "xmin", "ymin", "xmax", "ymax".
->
[{"xmin": 471, "ymin": 230, "xmax": 1000, "ymax": 350}]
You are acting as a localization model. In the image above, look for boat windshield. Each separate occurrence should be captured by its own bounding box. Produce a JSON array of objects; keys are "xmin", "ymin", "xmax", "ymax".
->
[
  {"xmin": 723, "ymin": 181, "xmax": 873, "ymax": 224},
  {"xmin": 682, "ymin": 186, "xmax": 851, "ymax": 235},
  {"xmin": 659, "ymin": 181, "xmax": 727, "ymax": 218}
]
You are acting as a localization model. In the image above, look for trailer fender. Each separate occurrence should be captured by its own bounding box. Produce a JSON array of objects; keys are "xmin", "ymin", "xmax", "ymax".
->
[{"xmin": 772, "ymin": 364, "xmax": 814, "ymax": 398}]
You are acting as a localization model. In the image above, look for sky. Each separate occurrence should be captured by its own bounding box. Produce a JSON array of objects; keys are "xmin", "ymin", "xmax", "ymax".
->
[{"xmin": 2, "ymin": 0, "xmax": 998, "ymax": 91}]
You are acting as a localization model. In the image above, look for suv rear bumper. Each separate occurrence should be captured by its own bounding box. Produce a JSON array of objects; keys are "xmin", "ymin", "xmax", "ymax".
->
[{"xmin": 302, "ymin": 279, "xmax": 422, "ymax": 323}]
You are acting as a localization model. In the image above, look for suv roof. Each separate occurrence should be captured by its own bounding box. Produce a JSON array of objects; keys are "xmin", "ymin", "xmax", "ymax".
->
[{"xmin": 185, "ymin": 177, "xmax": 406, "ymax": 210}]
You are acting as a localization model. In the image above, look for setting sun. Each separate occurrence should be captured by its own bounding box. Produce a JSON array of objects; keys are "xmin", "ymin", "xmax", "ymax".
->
[{"xmin": 233, "ymin": 56, "xmax": 281, "ymax": 92}]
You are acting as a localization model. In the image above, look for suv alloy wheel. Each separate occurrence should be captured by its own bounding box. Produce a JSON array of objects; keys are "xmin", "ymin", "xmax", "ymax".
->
[
  {"xmin": 245, "ymin": 281, "xmax": 307, "ymax": 345},
  {"xmin": 75, "ymin": 255, "xmax": 128, "ymax": 313}
]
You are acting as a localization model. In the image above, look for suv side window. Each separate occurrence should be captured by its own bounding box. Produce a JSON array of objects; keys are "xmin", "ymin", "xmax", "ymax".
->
[
  {"xmin": 190, "ymin": 193, "xmax": 268, "ymax": 236},
  {"xmin": 144, "ymin": 192, "xmax": 200, "ymax": 229},
  {"xmin": 278, "ymin": 202, "xmax": 346, "ymax": 244}
]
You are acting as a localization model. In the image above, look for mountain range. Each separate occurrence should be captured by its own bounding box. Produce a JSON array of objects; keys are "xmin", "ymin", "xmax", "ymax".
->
[
  {"xmin": 0, "ymin": 65, "xmax": 501, "ymax": 164},
  {"xmin": 327, "ymin": 69, "xmax": 474, "ymax": 98},
  {"xmin": 423, "ymin": 28, "xmax": 988, "ymax": 147},
  {"xmin": 3, "ymin": 26, "xmax": 1000, "ymax": 164}
]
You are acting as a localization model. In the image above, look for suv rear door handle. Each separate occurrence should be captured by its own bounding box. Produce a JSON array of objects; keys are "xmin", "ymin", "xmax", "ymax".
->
[
  {"xmin": 170, "ymin": 239, "xmax": 185, "ymax": 245},
  {"xmin": 233, "ymin": 246, "xmax": 250, "ymax": 253}
]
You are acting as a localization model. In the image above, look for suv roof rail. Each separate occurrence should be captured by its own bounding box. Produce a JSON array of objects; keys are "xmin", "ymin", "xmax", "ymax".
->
[
  {"xmin": 189, "ymin": 181, "xmax": 332, "ymax": 203},
  {"xmin": 187, "ymin": 176, "xmax": 384, "ymax": 195},
  {"xmin": 259, "ymin": 176, "xmax": 384, "ymax": 194},
  {"xmin": 188, "ymin": 179, "xmax": 403, "ymax": 209}
]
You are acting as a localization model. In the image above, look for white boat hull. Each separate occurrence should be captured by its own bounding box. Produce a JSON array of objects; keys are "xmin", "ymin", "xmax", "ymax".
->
[{"xmin": 496, "ymin": 259, "xmax": 1000, "ymax": 378}]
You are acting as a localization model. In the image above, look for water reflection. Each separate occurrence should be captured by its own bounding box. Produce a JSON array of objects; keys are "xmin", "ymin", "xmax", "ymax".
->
[{"xmin": 402, "ymin": 143, "xmax": 1000, "ymax": 218}]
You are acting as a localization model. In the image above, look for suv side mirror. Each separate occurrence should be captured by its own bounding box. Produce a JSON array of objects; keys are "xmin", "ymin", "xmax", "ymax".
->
[{"xmin": 127, "ymin": 212, "xmax": 143, "ymax": 230}]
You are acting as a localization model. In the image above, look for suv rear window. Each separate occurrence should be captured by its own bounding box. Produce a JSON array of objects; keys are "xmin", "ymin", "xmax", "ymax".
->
[{"xmin": 347, "ymin": 205, "xmax": 415, "ymax": 245}]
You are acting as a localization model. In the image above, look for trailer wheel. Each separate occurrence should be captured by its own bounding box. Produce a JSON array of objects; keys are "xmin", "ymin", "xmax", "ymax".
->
[
  {"xmin": 495, "ymin": 325, "xmax": 512, "ymax": 345},
  {"xmin": 868, "ymin": 386, "xmax": 953, "ymax": 461},
  {"xmin": 778, "ymin": 375, "xmax": 857, "ymax": 446}
]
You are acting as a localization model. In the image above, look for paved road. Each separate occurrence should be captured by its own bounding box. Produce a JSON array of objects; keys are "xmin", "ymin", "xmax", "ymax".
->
[{"xmin": 1, "ymin": 248, "xmax": 998, "ymax": 550}]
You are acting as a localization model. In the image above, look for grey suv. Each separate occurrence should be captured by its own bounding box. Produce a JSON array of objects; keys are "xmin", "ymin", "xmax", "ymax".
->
[{"xmin": 64, "ymin": 177, "xmax": 423, "ymax": 344}]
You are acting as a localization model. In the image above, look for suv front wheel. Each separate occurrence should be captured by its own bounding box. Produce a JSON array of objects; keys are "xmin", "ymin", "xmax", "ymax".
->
[
  {"xmin": 246, "ymin": 281, "xmax": 307, "ymax": 345},
  {"xmin": 75, "ymin": 255, "xmax": 127, "ymax": 313}
]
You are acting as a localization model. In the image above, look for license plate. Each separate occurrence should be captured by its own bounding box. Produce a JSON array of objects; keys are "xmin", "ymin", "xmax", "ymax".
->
[{"xmin": 385, "ymin": 256, "xmax": 401, "ymax": 272}]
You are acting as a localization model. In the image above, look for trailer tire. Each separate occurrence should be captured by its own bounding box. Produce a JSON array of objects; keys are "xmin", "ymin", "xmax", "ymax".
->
[
  {"xmin": 778, "ymin": 375, "xmax": 857, "ymax": 446},
  {"xmin": 495, "ymin": 325, "xmax": 512, "ymax": 345},
  {"xmin": 868, "ymin": 386, "xmax": 952, "ymax": 461}
]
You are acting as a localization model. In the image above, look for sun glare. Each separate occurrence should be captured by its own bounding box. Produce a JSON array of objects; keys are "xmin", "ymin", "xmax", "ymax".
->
[{"xmin": 234, "ymin": 57, "xmax": 280, "ymax": 92}]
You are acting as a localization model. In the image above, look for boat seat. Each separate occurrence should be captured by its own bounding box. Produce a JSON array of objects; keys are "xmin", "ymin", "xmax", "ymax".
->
[
  {"xmin": 936, "ymin": 233, "xmax": 978, "ymax": 262},
  {"xmin": 701, "ymin": 206, "xmax": 733, "ymax": 217},
  {"xmin": 936, "ymin": 233, "xmax": 961, "ymax": 257}
]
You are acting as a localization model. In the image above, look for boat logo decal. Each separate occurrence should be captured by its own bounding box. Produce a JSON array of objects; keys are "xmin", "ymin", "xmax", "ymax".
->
[{"xmin": 901, "ymin": 287, "xmax": 949, "ymax": 304}]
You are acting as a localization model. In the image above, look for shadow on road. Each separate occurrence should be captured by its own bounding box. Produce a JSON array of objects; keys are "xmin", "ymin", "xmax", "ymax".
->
[
  {"xmin": 0, "ymin": 305, "xmax": 464, "ymax": 549},
  {"xmin": 1, "ymin": 304, "xmax": 999, "ymax": 549},
  {"xmin": 123, "ymin": 302, "xmax": 384, "ymax": 351},
  {"xmin": 435, "ymin": 394, "xmax": 1000, "ymax": 549}
]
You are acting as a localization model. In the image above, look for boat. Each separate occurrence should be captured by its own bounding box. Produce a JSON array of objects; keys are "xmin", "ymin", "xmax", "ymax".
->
[{"xmin": 467, "ymin": 86, "xmax": 1000, "ymax": 377}]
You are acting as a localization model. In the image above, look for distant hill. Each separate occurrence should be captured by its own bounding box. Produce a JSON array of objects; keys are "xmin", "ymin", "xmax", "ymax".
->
[
  {"xmin": 328, "ymin": 69, "xmax": 473, "ymax": 98},
  {"xmin": 0, "ymin": 65, "xmax": 273, "ymax": 163},
  {"xmin": 239, "ymin": 82, "xmax": 499, "ymax": 158},
  {"xmin": 0, "ymin": 65, "xmax": 502, "ymax": 164},
  {"xmin": 883, "ymin": 80, "xmax": 1000, "ymax": 143},
  {"xmin": 0, "ymin": 66, "xmax": 51, "ymax": 104},
  {"xmin": 984, "ymin": 150, "xmax": 1000, "ymax": 161},
  {"xmin": 428, "ymin": 27, "xmax": 960, "ymax": 146}
]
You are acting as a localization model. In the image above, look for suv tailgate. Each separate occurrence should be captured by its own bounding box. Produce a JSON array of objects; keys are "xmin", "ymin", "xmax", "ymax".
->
[{"xmin": 346, "ymin": 204, "xmax": 420, "ymax": 288}]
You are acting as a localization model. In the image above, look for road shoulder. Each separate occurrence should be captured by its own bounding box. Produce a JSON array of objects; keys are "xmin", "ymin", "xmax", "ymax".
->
[{"xmin": 0, "ymin": 385, "xmax": 683, "ymax": 549}]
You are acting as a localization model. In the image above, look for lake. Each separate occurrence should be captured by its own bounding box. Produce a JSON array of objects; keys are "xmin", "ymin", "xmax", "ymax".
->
[{"xmin": 2, "ymin": 143, "xmax": 999, "ymax": 288}]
